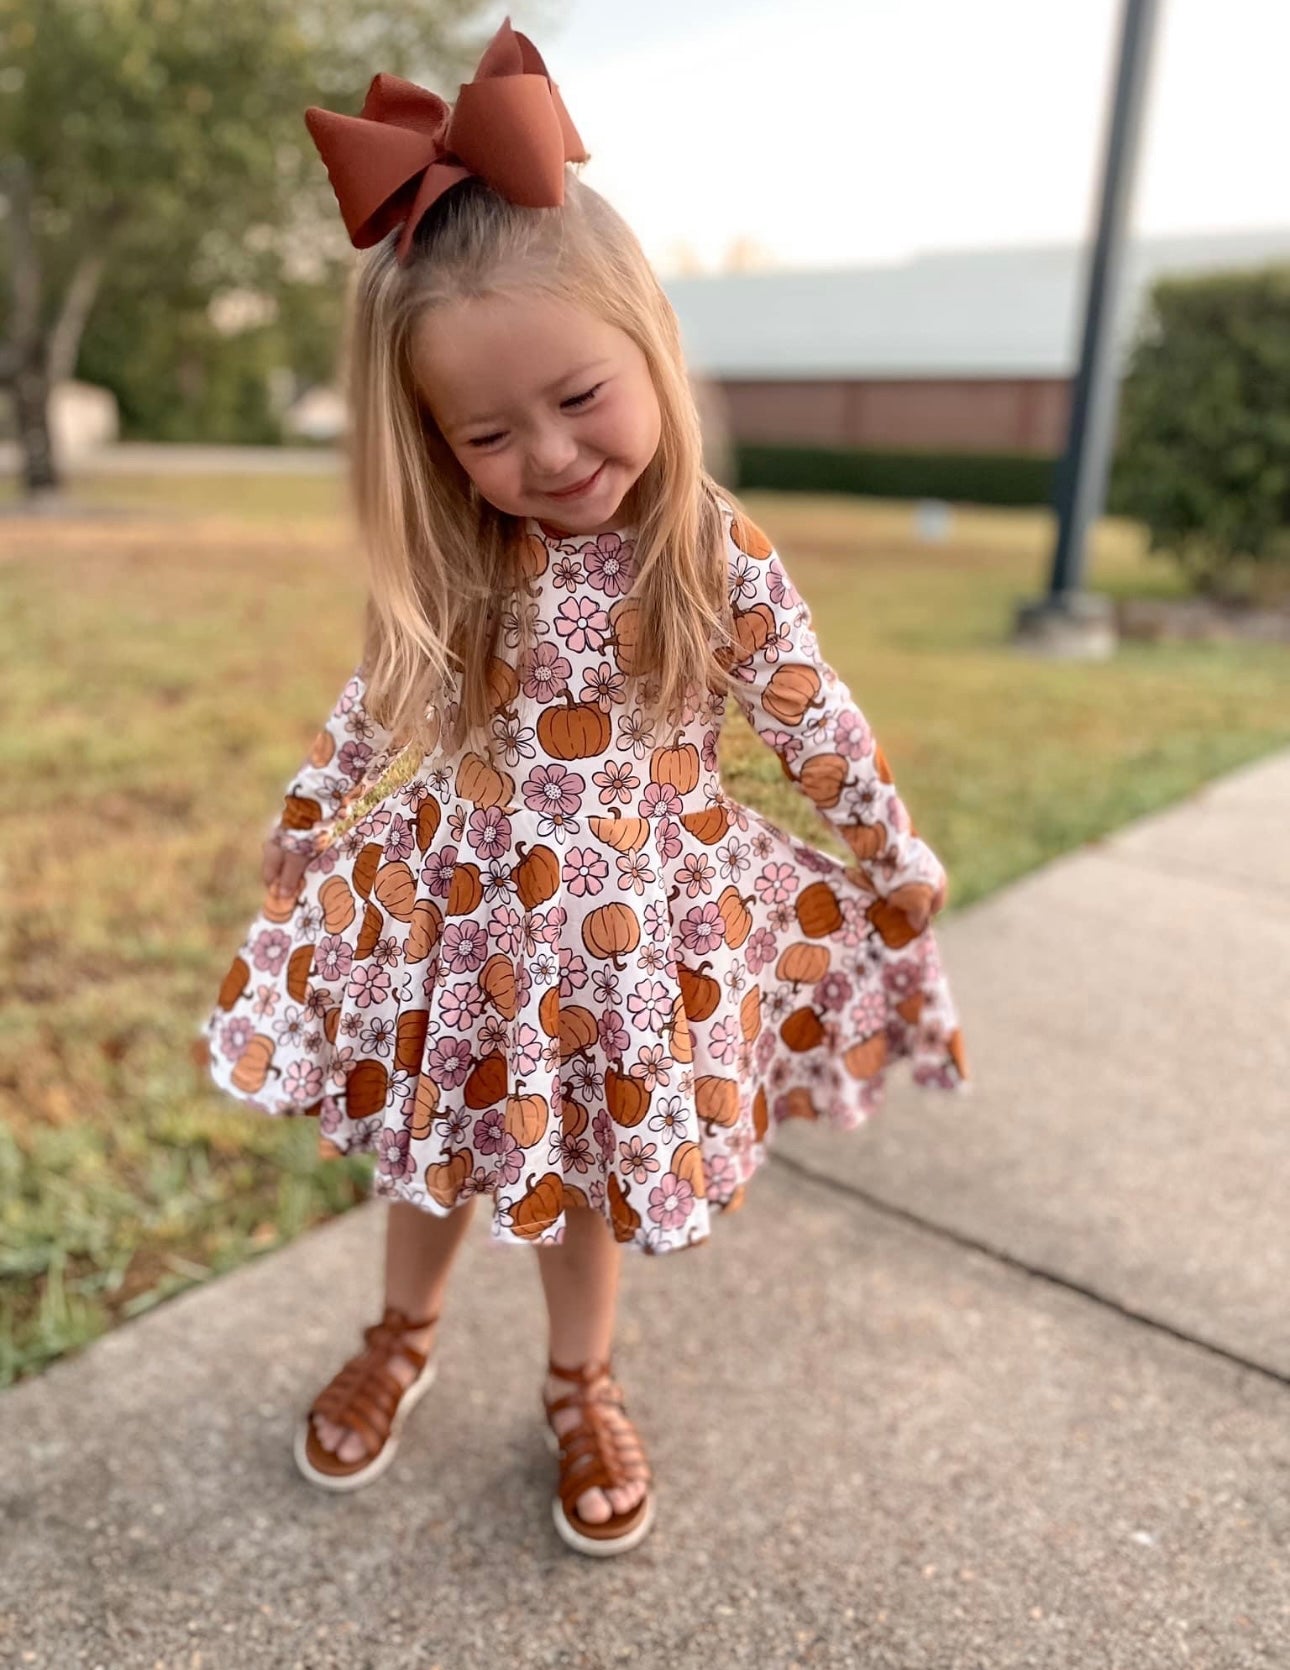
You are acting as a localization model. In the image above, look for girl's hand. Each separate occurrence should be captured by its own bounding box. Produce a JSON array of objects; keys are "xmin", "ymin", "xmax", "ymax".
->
[{"xmin": 261, "ymin": 831, "xmax": 310, "ymax": 904}]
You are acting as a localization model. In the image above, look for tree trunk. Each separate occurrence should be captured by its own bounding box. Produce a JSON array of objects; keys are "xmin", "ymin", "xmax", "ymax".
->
[{"xmin": 12, "ymin": 354, "xmax": 60, "ymax": 495}]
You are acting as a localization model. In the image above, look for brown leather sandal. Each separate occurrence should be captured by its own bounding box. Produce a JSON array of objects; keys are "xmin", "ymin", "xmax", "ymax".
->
[
  {"xmin": 293, "ymin": 1304, "xmax": 440, "ymax": 1493},
  {"xmin": 542, "ymin": 1354, "xmax": 655, "ymax": 1556}
]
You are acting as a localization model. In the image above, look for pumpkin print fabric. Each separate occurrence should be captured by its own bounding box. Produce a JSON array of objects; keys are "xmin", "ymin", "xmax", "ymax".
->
[{"xmin": 200, "ymin": 495, "xmax": 969, "ymax": 1255}]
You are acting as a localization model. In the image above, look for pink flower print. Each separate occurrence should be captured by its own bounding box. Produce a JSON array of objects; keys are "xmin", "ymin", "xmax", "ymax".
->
[
  {"xmin": 488, "ymin": 903, "xmax": 525, "ymax": 958},
  {"xmin": 700, "ymin": 726, "xmax": 719, "ymax": 771},
  {"xmin": 638, "ymin": 781, "xmax": 682, "ymax": 821},
  {"xmin": 533, "ymin": 903, "xmax": 567, "ymax": 946},
  {"xmin": 425, "ymin": 1035, "xmax": 473, "ymax": 1088},
  {"xmin": 462, "ymin": 1165, "xmax": 496, "ymax": 1199},
  {"xmin": 474, "ymin": 1107, "xmax": 509, "ymax": 1155},
  {"xmin": 550, "ymin": 1129, "xmax": 594, "ymax": 1173},
  {"xmin": 592, "ymin": 1108, "xmax": 616, "ymax": 1164},
  {"xmin": 704, "ymin": 1151, "xmax": 738, "ymax": 1199},
  {"xmin": 599, "ymin": 1010, "xmax": 630, "ymax": 1057},
  {"xmin": 336, "ymin": 737, "xmax": 375, "ymax": 784},
  {"xmin": 767, "ymin": 901, "xmax": 795, "ymax": 936},
  {"xmin": 251, "ymin": 983, "xmax": 279, "ymax": 1020},
  {"xmin": 218, "ymin": 1014, "xmax": 255, "ymax": 1061},
  {"xmin": 614, "ymin": 850, "xmax": 655, "ymax": 895},
  {"xmin": 593, "ymin": 759, "xmax": 638, "ymax": 807},
  {"xmin": 521, "ymin": 639, "xmax": 572, "ymax": 702},
  {"xmin": 754, "ymin": 862, "xmax": 797, "ymax": 908},
  {"xmin": 558, "ymin": 946, "xmax": 590, "ymax": 996},
  {"xmin": 550, "ymin": 551, "xmax": 586, "ymax": 592},
  {"xmin": 643, "ymin": 898, "xmax": 670, "ymax": 942},
  {"xmin": 523, "ymin": 762, "xmax": 585, "ymax": 818},
  {"xmin": 554, "ymin": 595, "xmax": 611, "ymax": 653},
  {"xmin": 852, "ymin": 989, "xmax": 887, "ymax": 1033},
  {"xmin": 318, "ymin": 1094, "xmax": 346, "ymax": 1135},
  {"xmin": 563, "ymin": 845, "xmax": 609, "ymax": 897},
  {"xmin": 272, "ymin": 1004, "xmax": 309, "ymax": 1047},
  {"xmin": 674, "ymin": 851, "xmax": 716, "ymax": 898},
  {"xmin": 479, "ymin": 1014, "xmax": 509, "ymax": 1053},
  {"xmin": 631, "ymin": 1043, "xmax": 672, "ymax": 1090},
  {"xmin": 883, "ymin": 958, "xmax": 923, "ymax": 1000},
  {"xmin": 420, "ymin": 844, "xmax": 458, "ymax": 898},
  {"xmin": 835, "ymin": 709, "xmax": 872, "ymax": 760},
  {"xmin": 816, "ymin": 970, "xmax": 854, "ymax": 1012},
  {"xmin": 494, "ymin": 1137, "xmax": 524, "ymax": 1188},
  {"xmin": 377, "ymin": 1127, "xmax": 415, "ymax": 1181},
  {"xmin": 467, "ymin": 803, "xmax": 512, "ymax": 861},
  {"xmin": 653, "ymin": 818, "xmax": 683, "ymax": 862},
  {"xmin": 250, "ymin": 927, "xmax": 292, "ymax": 977},
  {"xmin": 441, "ymin": 920, "xmax": 489, "ymax": 974},
  {"xmin": 314, "ymin": 933, "xmax": 354, "ymax": 983},
  {"xmin": 580, "ymin": 662, "xmax": 625, "ymax": 712},
  {"xmin": 440, "ymin": 980, "xmax": 484, "ymax": 1030},
  {"xmin": 755, "ymin": 1026, "xmax": 777, "ymax": 1076},
  {"xmin": 371, "ymin": 935, "xmax": 402, "ymax": 969},
  {"xmin": 345, "ymin": 963, "xmax": 392, "ymax": 1010},
  {"xmin": 619, "ymin": 1135, "xmax": 660, "ymax": 1184},
  {"xmin": 709, "ymin": 1016, "xmax": 741, "ymax": 1066},
  {"xmin": 508, "ymin": 1021, "xmax": 542, "ymax": 1078},
  {"xmin": 678, "ymin": 901, "xmax": 725, "ymax": 956},
  {"xmin": 591, "ymin": 966, "xmax": 622, "ymax": 1005},
  {"xmin": 282, "ymin": 1060, "xmax": 325, "ymax": 1103},
  {"xmin": 530, "ymin": 949, "xmax": 560, "ymax": 987},
  {"xmin": 627, "ymin": 979, "xmax": 672, "ymax": 1033},
  {"xmin": 491, "ymin": 710, "xmax": 538, "ymax": 768},
  {"xmin": 767, "ymin": 563, "xmax": 802, "ymax": 609},
  {"xmin": 647, "ymin": 1173, "xmax": 695, "ymax": 1229},
  {"xmin": 580, "ymin": 531, "xmax": 635, "ymax": 595}
]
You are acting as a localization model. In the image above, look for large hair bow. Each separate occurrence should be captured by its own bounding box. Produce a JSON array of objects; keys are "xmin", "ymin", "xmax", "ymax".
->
[{"xmin": 304, "ymin": 14, "xmax": 589, "ymax": 266}]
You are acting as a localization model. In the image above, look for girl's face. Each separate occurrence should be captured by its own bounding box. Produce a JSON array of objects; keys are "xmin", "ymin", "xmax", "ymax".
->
[{"xmin": 410, "ymin": 291, "xmax": 662, "ymax": 536}]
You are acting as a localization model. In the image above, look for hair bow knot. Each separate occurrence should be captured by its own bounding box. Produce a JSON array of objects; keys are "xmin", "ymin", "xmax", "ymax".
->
[{"xmin": 304, "ymin": 15, "xmax": 588, "ymax": 265}]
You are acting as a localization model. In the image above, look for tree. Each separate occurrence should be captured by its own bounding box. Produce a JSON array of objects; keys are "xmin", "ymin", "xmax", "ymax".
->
[{"xmin": 0, "ymin": 0, "xmax": 507, "ymax": 499}]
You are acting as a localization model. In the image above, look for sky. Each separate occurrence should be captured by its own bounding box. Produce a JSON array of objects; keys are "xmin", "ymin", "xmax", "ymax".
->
[{"xmin": 495, "ymin": 0, "xmax": 1290, "ymax": 276}]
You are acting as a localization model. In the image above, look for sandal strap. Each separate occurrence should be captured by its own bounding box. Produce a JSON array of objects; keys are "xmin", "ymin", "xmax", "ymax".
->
[
  {"xmin": 308, "ymin": 1305, "xmax": 440, "ymax": 1461},
  {"xmin": 543, "ymin": 1361, "xmax": 652, "ymax": 1515}
]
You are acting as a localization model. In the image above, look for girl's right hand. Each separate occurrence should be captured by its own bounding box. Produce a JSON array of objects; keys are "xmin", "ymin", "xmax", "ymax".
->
[{"xmin": 261, "ymin": 831, "xmax": 311, "ymax": 904}]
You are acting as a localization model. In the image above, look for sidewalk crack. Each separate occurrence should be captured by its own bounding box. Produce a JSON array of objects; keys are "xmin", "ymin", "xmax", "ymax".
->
[{"xmin": 767, "ymin": 1150, "xmax": 1290, "ymax": 1392}]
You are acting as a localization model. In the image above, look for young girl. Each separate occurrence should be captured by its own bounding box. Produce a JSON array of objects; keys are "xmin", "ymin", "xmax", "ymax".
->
[{"xmin": 199, "ymin": 17, "xmax": 969, "ymax": 1558}]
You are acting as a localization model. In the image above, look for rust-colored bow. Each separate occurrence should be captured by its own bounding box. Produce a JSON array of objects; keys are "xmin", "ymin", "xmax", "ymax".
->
[{"xmin": 304, "ymin": 15, "xmax": 588, "ymax": 265}]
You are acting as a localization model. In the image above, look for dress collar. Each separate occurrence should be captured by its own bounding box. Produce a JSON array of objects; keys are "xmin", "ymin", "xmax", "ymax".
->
[{"xmin": 527, "ymin": 514, "xmax": 639, "ymax": 544}]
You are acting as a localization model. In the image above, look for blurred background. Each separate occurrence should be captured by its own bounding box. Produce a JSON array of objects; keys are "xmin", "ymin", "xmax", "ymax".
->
[{"xmin": 2, "ymin": 0, "xmax": 1287, "ymax": 1385}]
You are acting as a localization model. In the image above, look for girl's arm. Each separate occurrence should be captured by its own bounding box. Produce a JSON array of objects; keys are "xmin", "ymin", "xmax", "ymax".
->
[
  {"xmin": 267, "ymin": 663, "xmax": 399, "ymax": 857},
  {"xmin": 719, "ymin": 504, "xmax": 948, "ymax": 931}
]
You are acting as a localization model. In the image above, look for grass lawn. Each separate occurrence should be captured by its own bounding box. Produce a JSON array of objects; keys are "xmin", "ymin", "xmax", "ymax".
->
[{"xmin": 3, "ymin": 474, "xmax": 1287, "ymax": 1385}]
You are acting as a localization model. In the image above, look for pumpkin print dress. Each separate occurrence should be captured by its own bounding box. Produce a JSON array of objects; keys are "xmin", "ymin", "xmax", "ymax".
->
[{"xmin": 200, "ymin": 494, "xmax": 969, "ymax": 1255}]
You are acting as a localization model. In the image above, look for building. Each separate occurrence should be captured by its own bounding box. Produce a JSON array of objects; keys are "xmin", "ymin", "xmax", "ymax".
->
[{"xmin": 663, "ymin": 227, "xmax": 1290, "ymax": 457}]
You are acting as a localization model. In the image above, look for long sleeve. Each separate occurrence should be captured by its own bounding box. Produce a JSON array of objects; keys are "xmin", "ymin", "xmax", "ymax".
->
[
  {"xmin": 268, "ymin": 663, "xmax": 399, "ymax": 857},
  {"xmin": 718, "ymin": 501, "xmax": 948, "ymax": 917}
]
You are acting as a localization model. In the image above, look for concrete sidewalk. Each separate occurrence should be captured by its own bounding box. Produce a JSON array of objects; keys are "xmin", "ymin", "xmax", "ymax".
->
[{"xmin": 4, "ymin": 751, "xmax": 1288, "ymax": 1669}]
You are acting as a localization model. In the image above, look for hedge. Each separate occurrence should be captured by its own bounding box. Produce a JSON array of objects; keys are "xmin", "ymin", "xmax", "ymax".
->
[{"xmin": 733, "ymin": 442, "xmax": 1058, "ymax": 508}]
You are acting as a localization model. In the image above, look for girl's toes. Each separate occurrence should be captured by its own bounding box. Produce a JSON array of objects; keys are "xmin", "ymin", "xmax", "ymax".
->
[{"xmin": 576, "ymin": 1488, "xmax": 611, "ymax": 1524}]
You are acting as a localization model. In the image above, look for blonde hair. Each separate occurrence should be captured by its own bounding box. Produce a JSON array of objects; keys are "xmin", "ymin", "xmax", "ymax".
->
[{"xmin": 340, "ymin": 168, "xmax": 759, "ymax": 762}]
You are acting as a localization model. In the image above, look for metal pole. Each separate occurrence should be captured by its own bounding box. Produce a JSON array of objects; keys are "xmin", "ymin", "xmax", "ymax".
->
[{"xmin": 1015, "ymin": 0, "xmax": 1161, "ymax": 653}]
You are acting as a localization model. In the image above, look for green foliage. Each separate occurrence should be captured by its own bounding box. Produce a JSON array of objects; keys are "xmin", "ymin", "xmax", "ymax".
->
[
  {"xmin": 0, "ymin": 0, "xmax": 493, "ymax": 443},
  {"xmin": 1109, "ymin": 266, "xmax": 1290, "ymax": 598},
  {"xmin": 734, "ymin": 443, "xmax": 1057, "ymax": 507}
]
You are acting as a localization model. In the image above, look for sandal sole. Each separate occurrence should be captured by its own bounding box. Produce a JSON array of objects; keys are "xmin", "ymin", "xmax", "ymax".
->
[{"xmin": 293, "ymin": 1356, "xmax": 438, "ymax": 1493}]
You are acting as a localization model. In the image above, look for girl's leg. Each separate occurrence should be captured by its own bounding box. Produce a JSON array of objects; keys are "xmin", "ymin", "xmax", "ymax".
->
[
  {"xmin": 312, "ymin": 1195, "xmax": 477, "ymax": 1462},
  {"xmin": 533, "ymin": 1204, "xmax": 649, "ymax": 1523}
]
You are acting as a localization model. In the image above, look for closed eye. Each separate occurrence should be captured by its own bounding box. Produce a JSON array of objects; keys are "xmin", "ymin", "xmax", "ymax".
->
[{"xmin": 465, "ymin": 384, "xmax": 602, "ymax": 450}]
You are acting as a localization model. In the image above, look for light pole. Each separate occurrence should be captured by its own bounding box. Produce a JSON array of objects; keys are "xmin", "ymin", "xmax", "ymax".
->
[{"xmin": 1014, "ymin": 0, "xmax": 1162, "ymax": 657}]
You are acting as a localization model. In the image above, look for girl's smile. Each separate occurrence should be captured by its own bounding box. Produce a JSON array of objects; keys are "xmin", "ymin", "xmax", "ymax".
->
[{"xmin": 409, "ymin": 291, "xmax": 662, "ymax": 536}]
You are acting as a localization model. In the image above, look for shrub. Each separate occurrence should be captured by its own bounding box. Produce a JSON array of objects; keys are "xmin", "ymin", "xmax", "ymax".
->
[{"xmin": 1109, "ymin": 266, "xmax": 1290, "ymax": 600}]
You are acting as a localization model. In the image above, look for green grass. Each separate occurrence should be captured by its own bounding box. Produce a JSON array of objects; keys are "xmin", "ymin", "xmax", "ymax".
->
[{"xmin": 3, "ymin": 476, "xmax": 1288, "ymax": 1385}]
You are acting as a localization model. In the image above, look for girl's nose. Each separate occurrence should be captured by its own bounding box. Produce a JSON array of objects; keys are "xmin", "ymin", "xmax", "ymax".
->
[{"xmin": 527, "ymin": 423, "xmax": 580, "ymax": 481}]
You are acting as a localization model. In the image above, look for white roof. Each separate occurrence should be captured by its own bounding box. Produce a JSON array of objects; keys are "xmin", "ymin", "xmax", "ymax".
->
[{"xmin": 662, "ymin": 227, "xmax": 1290, "ymax": 380}]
